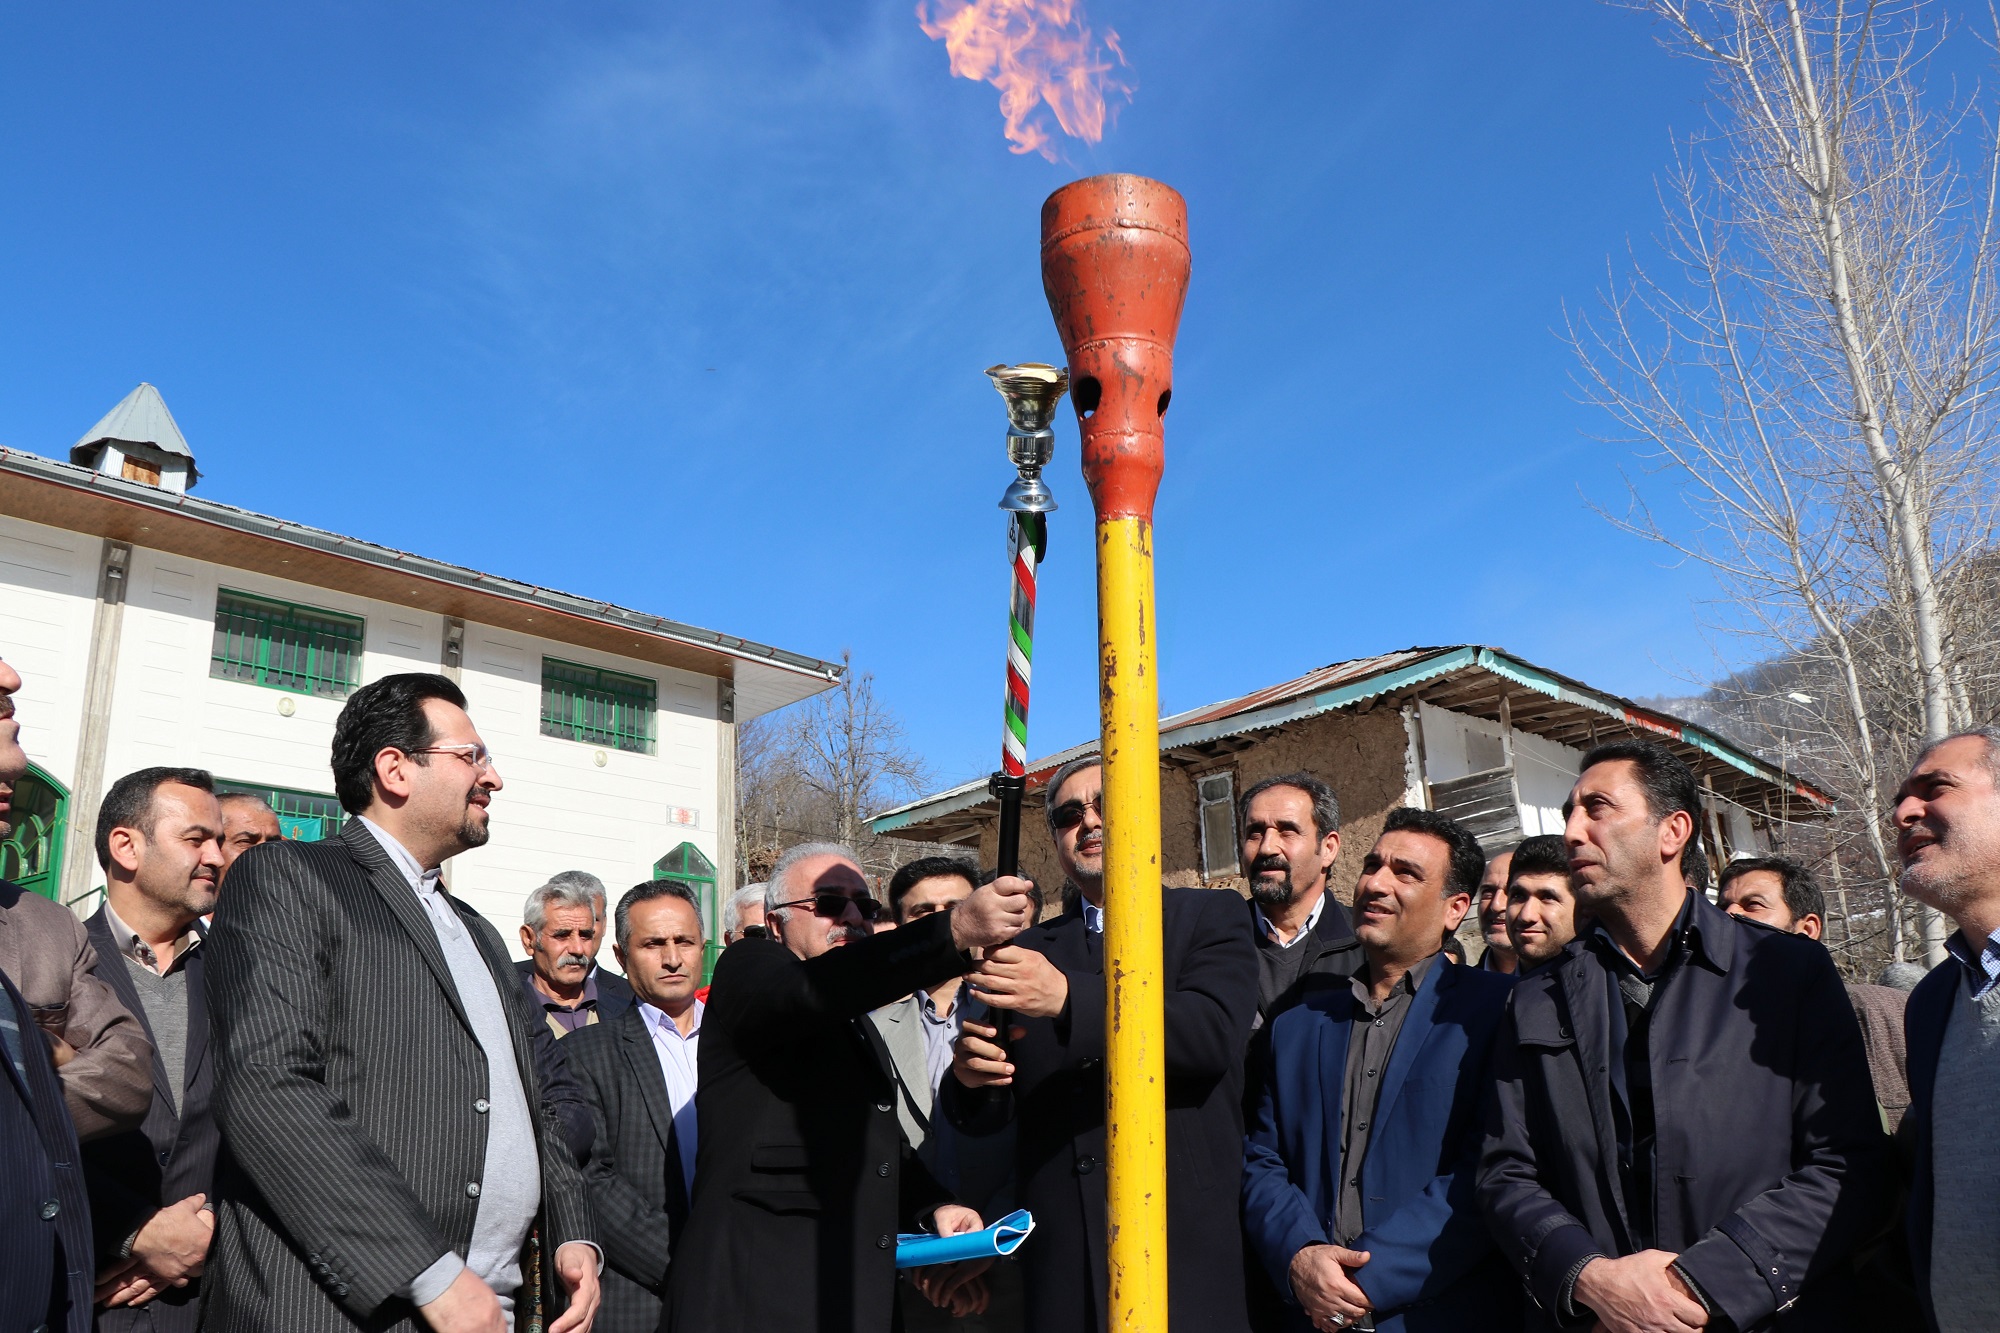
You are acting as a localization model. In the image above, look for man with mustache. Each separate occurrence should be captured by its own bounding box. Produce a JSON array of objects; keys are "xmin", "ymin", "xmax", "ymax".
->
[
  {"xmin": 1242, "ymin": 806, "xmax": 1519, "ymax": 1332},
  {"xmin": 1479, "ymin": 738, "xmax": 1889, "ymax": 1333},
  {"xmin": 1472, "ymin": 850, "xmax": 1519, "ymax": 975},
  {"xmin": 1892, "ymin": 728, "xmax": 2000, "ymax": 1331},
  {"xmin": 946, "ymin": 756, "xmax": 1260, "ymax": 1333},
  {"xmin": 1238, "ymin": 773, "xmax": 1358, "ymax": 1023},
  {"xmin": 0, "ymin": 651, "xmax": 153, "ymax": 1145},
  {"xmin": 205, "ymin": 673, "xmax": 599, "ymax": 1333},
  {"xmin": 215, "ymin": 793, "xmax": 282, "ymax": 884},
  {"xmin": 666, "ymin": 840, "xmax": 1036, "ymax": 1333},
  {"xmin": 1500, "ymin": 835, "xmax": 1578, "ymax": 972},
  {"xmin": 516, "ymin": 871, "xmax": 633, "ymax": 1038},
  {"xmin": 82, "ymin": 767, "xmax": 227, "ymax": 1330},
  {"xmin": 565, "ymin": 879, "xmax": 706, "ymax": 1332}
]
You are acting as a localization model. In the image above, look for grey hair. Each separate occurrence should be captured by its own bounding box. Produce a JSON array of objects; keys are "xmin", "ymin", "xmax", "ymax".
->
[
  {"xmin": 723, "ymin": 884, "xmax": 766, "ymax": 937},
  {"xmin": 1237, "ymin": 771, "xmax": 1341, "ymax": 841},
  {"xmin": 1043, "ymin": 754, "xmax": 1103, "ymax": 834},
  {"xmin": 765, "ymin": 841, "xmax": 860, "ymax": 920},
  {"xmin": 614, "ymin": 879, "xmax": 703, "ymax": 951},
  {"xmin": 217, "ymin": 791, "xmax": 278, "ymax": 818},
  {"xmin": 1915, "ymin": 727, "xmax": 2000, "ymax": 785},
  {"xmin": 524, "ymin": 870, "xmax": 606, "ymax": 932}
]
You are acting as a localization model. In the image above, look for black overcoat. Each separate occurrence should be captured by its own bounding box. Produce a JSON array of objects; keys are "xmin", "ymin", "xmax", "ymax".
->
[
  {"xmin": 565, "ymin": 1004, "xmax": 689, "ymax": 1333},
  {"xmin": 941, "ymin": 887, "xmax": 1259, "ymax": 1333},
  {"xmin": 81, "ymin": 908, "xmax": 222, "ymax": 1333},
  {"xmin": 202, "ymin": 823, "xmax": 594, "ymax": 1332},
  {"xmin": 1477, "ymin": 894, "xmax": 1892, "ymax": 1331},
  {"xmin": 662, "ymin": 910, "xmax": 971, "ymax": 1333}
]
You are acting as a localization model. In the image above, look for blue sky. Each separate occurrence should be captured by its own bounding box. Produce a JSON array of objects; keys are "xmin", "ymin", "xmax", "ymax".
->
[{"xmin": 0, "ymin": 3, "xmax": 1805, "ymax": 791}]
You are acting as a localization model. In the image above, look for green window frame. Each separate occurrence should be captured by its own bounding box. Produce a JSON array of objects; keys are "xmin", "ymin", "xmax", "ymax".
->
[
  {"xmin": 212, "ymin": 589, "xmax": 364, "ymax": 698},
  {"xmin": 653, "ymin": 843, "xmax": 720, "ymax": 981},
  {"xmin": 214, "ymin": 780, "xmax": 347, "ymax": 842},
  {"xmin": 0, "ymin": 764, "xmax": 68, "ymax": 901},
  {"xmin": 541, "ymin": 657, "xmax": 657, "ymax": 755}
]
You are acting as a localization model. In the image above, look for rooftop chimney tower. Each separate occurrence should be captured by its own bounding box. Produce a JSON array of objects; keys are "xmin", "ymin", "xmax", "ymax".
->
[{"xmin": 70, "ymin": 383, "xmax": 198, "ymax": 493}]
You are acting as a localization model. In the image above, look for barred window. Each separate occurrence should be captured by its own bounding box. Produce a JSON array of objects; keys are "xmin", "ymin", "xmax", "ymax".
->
[
  {"xmin": 541, "ymin": 658, "xmax": 657, "ymax": 755},
  {"xmin": 214, "ymin": 780, "xmax": 346, "ymax": 842},
  {"xmin": 212, "ymin": 590, "xmax": 364, "ymax": 697}
]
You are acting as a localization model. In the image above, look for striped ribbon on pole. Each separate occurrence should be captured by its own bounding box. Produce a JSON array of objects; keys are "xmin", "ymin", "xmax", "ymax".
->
[{"xmin": 1002, "ymin": 511, "xmax": 1043, "ymax": 777}]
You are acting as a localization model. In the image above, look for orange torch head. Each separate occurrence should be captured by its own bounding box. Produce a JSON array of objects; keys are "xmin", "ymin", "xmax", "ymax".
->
[{"xmin": 1039, "ymin": 174, "xmax": 1190, "ymax": 521}]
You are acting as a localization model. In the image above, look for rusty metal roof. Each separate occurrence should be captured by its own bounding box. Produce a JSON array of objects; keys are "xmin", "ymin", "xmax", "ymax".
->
[{"xmin": 869, "ymin": 645, "xmax": 1835, "ymax": 844}]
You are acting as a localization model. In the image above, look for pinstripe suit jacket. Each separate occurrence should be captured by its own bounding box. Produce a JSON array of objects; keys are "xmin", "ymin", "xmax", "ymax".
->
[{"xmin": 203, "ymin": 822, "xmax": 593, "ymax": 1331}]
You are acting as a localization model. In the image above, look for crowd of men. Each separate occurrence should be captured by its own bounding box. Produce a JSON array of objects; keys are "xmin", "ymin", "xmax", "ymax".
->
[{"xmin": 1, "ymin": 656, "xmax": 1997, "ymax": 1333}]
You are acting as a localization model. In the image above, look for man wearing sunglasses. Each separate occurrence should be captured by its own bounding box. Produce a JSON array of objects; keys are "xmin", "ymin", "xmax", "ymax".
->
[
  {"xmin": 944, "ymin": 756, "xmax": 1260, "ymax": 1333},
  {"xmin": 665, "ymin": 840, "xmax": 1037, "ymax": 1333}
]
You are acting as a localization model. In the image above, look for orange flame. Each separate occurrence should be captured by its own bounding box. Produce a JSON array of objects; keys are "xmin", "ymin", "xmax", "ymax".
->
[{"xmin": 917, "ymin": 0, "xmax": 1133, "ymax": 161}]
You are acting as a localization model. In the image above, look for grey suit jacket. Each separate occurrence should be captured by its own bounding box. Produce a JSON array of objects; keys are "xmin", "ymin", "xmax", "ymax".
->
[
  {"xmin": 870, "ymin": 994, "xmax": 936, "ymax": 1155},
  {"xmin": 203, "ymin": 823, "xmax": 594, "ymax": 1332},
  {"xmin": 0, "ymin": 879, "xmax": 152, "ymax": 1141}
]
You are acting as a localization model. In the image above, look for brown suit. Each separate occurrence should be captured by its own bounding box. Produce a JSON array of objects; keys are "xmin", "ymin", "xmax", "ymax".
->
[{"xmin": 0, "ymin": 879, "xmax": 153, "ymax": 1140}]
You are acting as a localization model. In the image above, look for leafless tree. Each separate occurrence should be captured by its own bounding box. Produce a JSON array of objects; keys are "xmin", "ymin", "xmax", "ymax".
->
[
  {"xmin": 1579, "ymin": 0, "xmax": 2000, "ymax": 967},
  {"xmin": 734, "ymin": 650, "xmax": 952, "ymax": 886}
]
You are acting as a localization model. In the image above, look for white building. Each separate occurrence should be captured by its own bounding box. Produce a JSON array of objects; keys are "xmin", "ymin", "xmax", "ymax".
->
[{"xmin": 0, "ymin": 384, "xmax": 838, "ymax": 963}]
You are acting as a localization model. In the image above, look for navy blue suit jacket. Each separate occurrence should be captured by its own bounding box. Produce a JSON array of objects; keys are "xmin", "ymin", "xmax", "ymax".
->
[{"xmin": 1242, "ymin": 958, "xmax": 1518, "ymax": 1332}]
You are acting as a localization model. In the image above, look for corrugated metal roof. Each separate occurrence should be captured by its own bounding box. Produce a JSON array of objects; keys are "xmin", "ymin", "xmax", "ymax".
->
[
  {"xmin": 868, "ymin": 644, "xmax": 1836, "ymax": 838},
  {"xmin": 72, "ymin": 383, "xmax": 194, "ymax": 465}
]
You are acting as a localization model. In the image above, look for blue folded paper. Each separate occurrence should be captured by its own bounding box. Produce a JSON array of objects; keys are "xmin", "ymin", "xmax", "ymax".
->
[{"xmin": 895, "ymin": 1209, "xmax": 1036, "ymax": 1269}]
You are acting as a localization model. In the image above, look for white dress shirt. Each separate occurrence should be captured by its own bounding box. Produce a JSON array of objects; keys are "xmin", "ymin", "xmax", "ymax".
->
[
  {"xmin": 1254, "ymin": 892, "xmax": 1326, "ymax": 948},
  {"xmin": 640, "ymin": 999, "xmax": 702, "ymax": 1197}
]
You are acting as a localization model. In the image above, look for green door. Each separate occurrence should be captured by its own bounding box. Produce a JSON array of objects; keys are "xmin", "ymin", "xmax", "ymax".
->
[
  {"xmin": 0, "ymin": 765, "xmax": 68, "ymax": 900},
  {"xmin": 653, "ymin": 842, "xmax": 720, "ymax": 983}
]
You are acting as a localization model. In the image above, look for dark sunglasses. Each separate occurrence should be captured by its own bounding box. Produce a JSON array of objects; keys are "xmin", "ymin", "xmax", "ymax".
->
[
  {"xmin": 1050, "ymin": 795, "xmax": 1104, "ymax": 832},
  {"xmin": 740, "ymin": 924, "xmax": 767, "ymax": 940},
  {"xmin": 773, "ymin": 892, "xmax": 888, "ymax": 923}
]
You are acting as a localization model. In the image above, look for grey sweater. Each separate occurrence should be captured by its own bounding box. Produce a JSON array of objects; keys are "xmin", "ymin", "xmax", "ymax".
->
[{"xmin": 1928, "ymin": 978, "xmax": 2000, "ymax": 1331}]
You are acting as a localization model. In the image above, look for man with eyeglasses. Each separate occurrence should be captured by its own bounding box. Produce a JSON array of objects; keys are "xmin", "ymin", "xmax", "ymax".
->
[
  {"xmin": 205, "ymin": 673, "xmax": 600, "ymax": 1333},
  {"xmin": 666, "ymin": 840, "xmax": 1037, "ymax": 1333},
  {"xmin": 944, "ymin": 756, "xmax": 1260, "ymax": 1333}
]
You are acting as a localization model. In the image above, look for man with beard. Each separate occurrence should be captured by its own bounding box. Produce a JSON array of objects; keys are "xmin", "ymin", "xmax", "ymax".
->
[
  {"xmin": 1500, "ymin": 835, "xmax": 1579, "ymax": 973},
  {"xmin": 516, "ymin": 872, "xmax": 633, "ymax": 1038},
  {"xmin": 1479, "ymin": 738, "xmax": 1889, "ymax": 1333},
  {"xmin": 0, "ymin": 651, "xmax": 152, "ymax": 1145},
  {"xmin": 1472, "ymin": 850, "xmax": 1519, "ymax": 975},
  {"xmin": 1893, "ymin": 729, "xmax": 2000, "ymax": 1330},
  {"xmin": 83, "ymin": 766, "xmax": 227, "ymax": 1331},
  {"xmin": 1238, "ymin": 773, "xmax": 1358, "ymax": 1023},
  {"xmin": 666, "ymin": 841, "xmax": 1036, "ymax": 1333},
  {"xmin": 947, "ymin": 756, "xmax": 1260, "ymax": 1333},
  {"xmin": 205, "ymin": 673, "xmax": 599, "ymax": 1333}
]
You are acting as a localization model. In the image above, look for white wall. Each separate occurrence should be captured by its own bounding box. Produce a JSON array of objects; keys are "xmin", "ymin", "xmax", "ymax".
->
[
  {"xmin": 1418, "ymin": 701, "xmax": 1581, "ymax": 838},
  {"xmin": 0, "ymin": 518, "xmax": 725, "ymax": 958},
  {"xmin": 0, "ymin": 515, "xmax": 98, "ymax": 790}
]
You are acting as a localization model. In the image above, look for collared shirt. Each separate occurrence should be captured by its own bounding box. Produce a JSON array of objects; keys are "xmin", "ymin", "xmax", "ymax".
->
[
  {"xmin": 640, "ymin": 1000, "xmax": 702, "ymax": 1197},
  {"xmin": 103, "ymin": 900, "xmax": 200, "ymax": 977},
  {"xmin": 357, "ymin": 817, "xmax": 545, "ymax": 1322},
  {"xmin": 1946, "ymin": 924, "xmax": 2000, "ymax": 1000},
  {"xmin": 917, "ymin": 988, "xmax": 961, "ymax": 1096},
  {"xmin": 1082, "ymin": 898, "xmax": 1104, "ymax": 935},
  {"xmin": 1334, "ymin": 951, "xmax": 1439, "ymax": 1248},
  {"xmin": 1254, "ymin": 892, "xmax": 1326, "ymax": 949},
  {"xmin": 533, "ymin": 972, "xmax": 602, "ymax": 1036}
]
